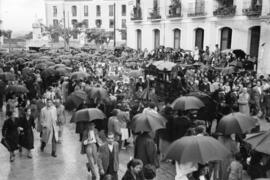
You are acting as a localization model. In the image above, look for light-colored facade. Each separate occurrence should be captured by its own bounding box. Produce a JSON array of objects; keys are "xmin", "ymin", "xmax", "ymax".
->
[
  {"xmin": 127, "ymin": 0, "xmax": 270, "ymax": 75},
  {"xmin": 44, "ymin": 0, "xmax": 128, "ymax": 46}
]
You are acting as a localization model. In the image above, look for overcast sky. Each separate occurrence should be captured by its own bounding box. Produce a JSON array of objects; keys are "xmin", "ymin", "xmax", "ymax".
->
[{"xmin": 0, "ymin": 0, "xmax": 45, "ymax": 35}]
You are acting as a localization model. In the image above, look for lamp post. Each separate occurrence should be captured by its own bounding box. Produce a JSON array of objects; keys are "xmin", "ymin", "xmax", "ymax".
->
[{"xmin": 114, "ymin": 2, "xmax": 116, "ymax": 47}]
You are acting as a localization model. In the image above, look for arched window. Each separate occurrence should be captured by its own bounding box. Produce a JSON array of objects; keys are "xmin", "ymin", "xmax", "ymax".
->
[
  {"xmin": 195, "ymin": 28, "xmax": 204, "ymax": 50},
  {"xmin": 72, "ymin": 6, "xmax": 77, "ymax": 17},
  {"xmin": 154, "ymin": 29, "xmax": 160, "ymax": 49},
  {"xmin": 173, "ymin": 29, "xmax": 181, "ymax": 49},
  {"xmin": 136, "ymin": 29, "xmax": 142, "ymax": 50},
  {"xmin": 220, "ymin": 27, "xmax": 232, "ymax": 50},
  {"xmin": 249, "ymin": 26, "xmax": 261, "ymax": 58}
]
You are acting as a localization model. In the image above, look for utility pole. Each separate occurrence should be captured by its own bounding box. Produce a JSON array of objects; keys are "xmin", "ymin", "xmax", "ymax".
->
[{"xmin": 114, "ymin": 2, "xmax": 116, "ymax": 47}]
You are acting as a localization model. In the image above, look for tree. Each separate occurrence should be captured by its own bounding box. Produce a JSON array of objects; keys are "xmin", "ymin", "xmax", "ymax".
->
[
  {"xmin": 0, "ymin": 30, "xmax": 12, "ymax": 51},
  {"xmin": 44, "ymin": 24, "xmax": 80, "ymax": 51},
  {"xmin": 85, "ymin": 28, "xmax": 114, "ymax": 48}
]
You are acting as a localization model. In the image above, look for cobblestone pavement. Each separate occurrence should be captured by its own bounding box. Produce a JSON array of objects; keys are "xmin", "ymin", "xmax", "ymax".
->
[{"xmin": 0, "ymin": 111, "xmax": 269, "ymax": 180}]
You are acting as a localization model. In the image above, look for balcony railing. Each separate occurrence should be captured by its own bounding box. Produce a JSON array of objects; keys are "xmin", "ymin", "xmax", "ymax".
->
[
  {"xmin": 242, "ymin": 5, "xmax": 262, "ymax": 16},
  {"xmin": 188, "ymin": 2, "xmax": 207, "ymax": 17},
  {"xmin": 213, "ymin": 5, "xmax": 236, "ymax": 17},
  {"xmin": 131, "ymin": 6, "xmax": 143, "ymax": 21},
  {"xmin": 148, "ymin": 8, "xmax": 161, "ymax": 20},
  {"xmin": 167, "ymin": 3, "xmax": 182, "ymax": 18}
]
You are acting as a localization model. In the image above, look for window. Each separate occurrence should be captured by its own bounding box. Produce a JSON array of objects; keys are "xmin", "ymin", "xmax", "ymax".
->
[
  {"xmin": 96, "ymin": 5, "xmax": 101, "ymax": 16},
  {"xmin": 96, "ymin": 19, "xmax": 102, "ymax": 28},
  {"xmin": 137, "ymin": 29, "xmax": 142, "ymax": 50},
  {"xmin": 122, "ymin": 5, "xmax": 126, "ymax": 16},
  {"xmin": 195, "ymin": 28, "xmax": 204, "ymax": 50},
  {"xmin": 220, "ymin": 27, "xmax": 232, "ymax": 50},
  {"xmin": 109, "ymin": 5, "xmax": 114, "ymax": 16},
  {"xmin": 122, "ymin": 30, "xmax": 127, "ymax": 40},
  {"xmin": 72, "ymin": 6, "xmax": 77, "ymax": 16},
  {"xmin": 195, "ymin": 0, "xmax": 205, "ymax": 14},
  {"xmin": 53, "ymin": 6, "xmax": 57, "ymax": 17},
  {"xmin": 174, "ymin": 29, "xmax": 181, "ymax": 49},
  {"xmin": 249, "ymin": 26, "xmax": 261, "ymax": 58},
  {"xmin": 71, "ymin": 19, "xmax": 78, "ymax": 28},
  {"xmin": 83, "ymin": 19, "xmax": 89, "ymax": 28},
  {"xmin": 121, "ymin": 19, "xmax": 126, "ymax": 28},
  {"xmin": 109, "ymin": 19, "xmax": 114, "ymax": 28},
  {"xmin": 84, "ymin": 5, "xmax": 88, "ymax": 16},
  {"xmin": 53, "ymin": 19, "xmax": 59, "ymax": 26},
  {"xmin": 154, "ymin": 29, "xmax": 160, "ymax": 49}
]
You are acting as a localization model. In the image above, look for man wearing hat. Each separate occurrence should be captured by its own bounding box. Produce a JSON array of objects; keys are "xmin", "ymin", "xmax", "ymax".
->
[{"xmin": 98, "ymin": 133, "xmax": 119, "ymax": 180}]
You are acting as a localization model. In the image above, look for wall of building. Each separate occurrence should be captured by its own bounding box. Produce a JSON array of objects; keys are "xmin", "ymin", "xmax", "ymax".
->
[
  {"xmin": 44, "ymin": 0, "xmax": 128, "ymax": 45},
  {"xmin": 127, "ymin": 0, "xmax": 268, "ymax": 50}
]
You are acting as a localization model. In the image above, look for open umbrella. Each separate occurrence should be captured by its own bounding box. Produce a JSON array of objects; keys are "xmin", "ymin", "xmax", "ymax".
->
[
  {"xmin": 131, "ymin": 111, "xmax": 166, "ymax": 133},
  {"xmin": 88, "ymin": 87, "xmax": 109, "ymax": 102},
  {"xmin": 5, "ymin": 85, "xmax": 29, "ymax": 94},
  {"xmin": 70, "ymin": 71, "xmax": 90, "ymax": 81},
  {"xmin": 0, "ymin": 72, "xmax": 16, "ymax": 81},
  {"xmin": 171, "ymin": 96, "xmax": 205, "ymax": 111},
  {"xmin": 70, "ymin": 108, "xmax": 106, "ymax": 123},
  {"xmin": 65, "ymin": 90, "xmax": 87, "ymax": 111},
  {"xmin": 187, "ymin": 91, "xmax": 217, "ymax": 121},
  {"xmin": 245, "ymin": 130, "xmax": 270, "ymax": 155},
  {"xmin": 216, "ymin": 112, "xmax": 256, "ymax": 135},
  {"xmin": 165, "ymin": 136, "xmax": 231, "ymax": 164}
]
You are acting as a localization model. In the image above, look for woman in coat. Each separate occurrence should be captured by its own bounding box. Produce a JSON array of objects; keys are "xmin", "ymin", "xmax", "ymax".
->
[
  {"xmin": 238, "ymin": 87, "xmax": 250, "ymax": 116},
  {"xmin": 2, "ymin": 111, "xmax": 22, "ymax": 162},
  {"xmin": 19, "ymin": 108, "xmax": 35, "ymax": 158}
]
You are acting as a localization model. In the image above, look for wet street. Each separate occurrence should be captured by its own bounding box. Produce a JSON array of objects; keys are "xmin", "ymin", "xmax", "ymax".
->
[
  {"xmin": 0, "ymin": 112, "xmax": 175, "ymax": 180},
  {"xmin": 0, "ymin": 111, "xmax": 269, "ymax": 180}
]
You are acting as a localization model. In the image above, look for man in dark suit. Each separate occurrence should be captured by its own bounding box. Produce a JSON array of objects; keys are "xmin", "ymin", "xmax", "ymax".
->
[{"xmin": 98, "ymin": 133, "xmax": 119, "ymax": 180}]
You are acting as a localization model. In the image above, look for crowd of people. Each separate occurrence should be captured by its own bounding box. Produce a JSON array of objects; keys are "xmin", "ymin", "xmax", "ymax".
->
[{"xmin": 0, "ymin": 44, "xmax": 269, "ymax": 180}]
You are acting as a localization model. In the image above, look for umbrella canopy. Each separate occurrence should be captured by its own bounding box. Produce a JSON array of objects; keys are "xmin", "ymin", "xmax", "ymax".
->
[
  {"xmin": 245, "ymin": 130, "xmax": 270, "ymax": 155},
  {"xmin": 165, "ymin": 136, "xmax": 231, "ymax": 164},
  {"xmin": 131, "ymin": 111, "xmax": 166, "ymax": 133},
  {"xmin": 0, "ymin": 72, "xmax": 16, "ymax": 81},
  {"xmin": 217, "ymin": 112, "xmax": 256, "ymax": 135},
  {"xmin": 5, "ymin": 85, "xmax": 29, "ymax": 94},
  {"xmin": 65, "ymin": 90, "xmax": 87, "ymax": 111},
  {"xmin": 88, "ymin": 87, "xmax": 109, "ymax": 102},
  {"xmin": 70, "ymin": 108, "xmax": 106, "ymax": 123},
  {"xmin": 70, "ymin": 71, "xmax": 90, "ymax": 81},
  {"xmin": 171, "ymin": 96, "xmax": 205, "ymax": 111}
]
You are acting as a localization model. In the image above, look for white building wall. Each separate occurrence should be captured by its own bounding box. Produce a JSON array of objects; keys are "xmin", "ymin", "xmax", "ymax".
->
[{"xmin": 44, "ymin": 0, "xmax": 128, "ymax": 45}]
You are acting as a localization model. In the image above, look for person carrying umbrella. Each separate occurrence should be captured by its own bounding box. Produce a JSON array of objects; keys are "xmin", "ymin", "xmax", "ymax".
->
[{"xmin": 81, "ymin": 122, "xmax": 103, "ymax": 180}]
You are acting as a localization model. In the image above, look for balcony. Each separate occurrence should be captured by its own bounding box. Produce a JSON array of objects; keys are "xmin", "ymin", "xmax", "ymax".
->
[
  {"xmin": 131, "ymin": 5, "xmax": 143, "ymax": 21},
  {"xmin": 167, "ymin": 1, "xmax": 182, "ymax": 18},
  {"xmin": 242, "ymin": 5, "xmax": 262, "ymax": 16},
  {"xmin": 188, "ymin": 2, "xmax": 207, "ymax": 17},
  {"xmin": 213, "ymin": 5, "xmax": 236, "ymax": 17},
  {"xmin": 148, "ymin": 8, "xmax": 161, "ymax": 20}
]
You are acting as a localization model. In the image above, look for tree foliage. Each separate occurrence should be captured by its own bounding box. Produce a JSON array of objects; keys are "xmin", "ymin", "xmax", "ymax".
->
[
  {"xmin": 0, "ymin": 30, "xmax": 12, "ymax": 39},
  {"xmin": 85, "ymin": 28, "xmax": 114, "ymax": 45},
  {"xmin": 44, "ymin": 24, "xmax": 80, "ymax": 50}
]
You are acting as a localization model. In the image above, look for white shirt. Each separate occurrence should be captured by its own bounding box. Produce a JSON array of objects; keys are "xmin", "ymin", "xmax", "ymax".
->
[
  {"xmin": 87, "ymin": 130, "xmax": 97, "ymax": 144},
  {"xmin": 175, "ymin": 162, "xmax": 198, "ymax": 180},
  {"xmin": 108, "ymin": 144, "xmax": 113, "ymax": 152}
]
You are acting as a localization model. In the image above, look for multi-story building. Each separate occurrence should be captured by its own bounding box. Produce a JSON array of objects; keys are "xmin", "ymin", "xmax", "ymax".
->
[
  {"xmin": 44, "ymin": 0, "xmax": 128, "ymax": 46},
  {"xmin": 127, "ymin": 0, "xmax": 270, "ymax": 74}
]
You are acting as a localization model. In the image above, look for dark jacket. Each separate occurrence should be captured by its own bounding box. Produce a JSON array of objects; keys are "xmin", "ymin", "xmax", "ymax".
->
[
  {"xmin": 122, "ymin": 170, "xmax": 144, "ymax": 180},
  {"xmin": 2, "ymin": 118, "xmax": 20, "ymax": 151},
  {"xmin": 134, "ymin": 133, "xmax": 159, "ymax": 168},
  {"xmin": 19, "ymin": 115, "xmax": 35, "ymax": 150},
  {"xmin": 98, "ymin": 142, "xmax": 119, "ymax": 173}
]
